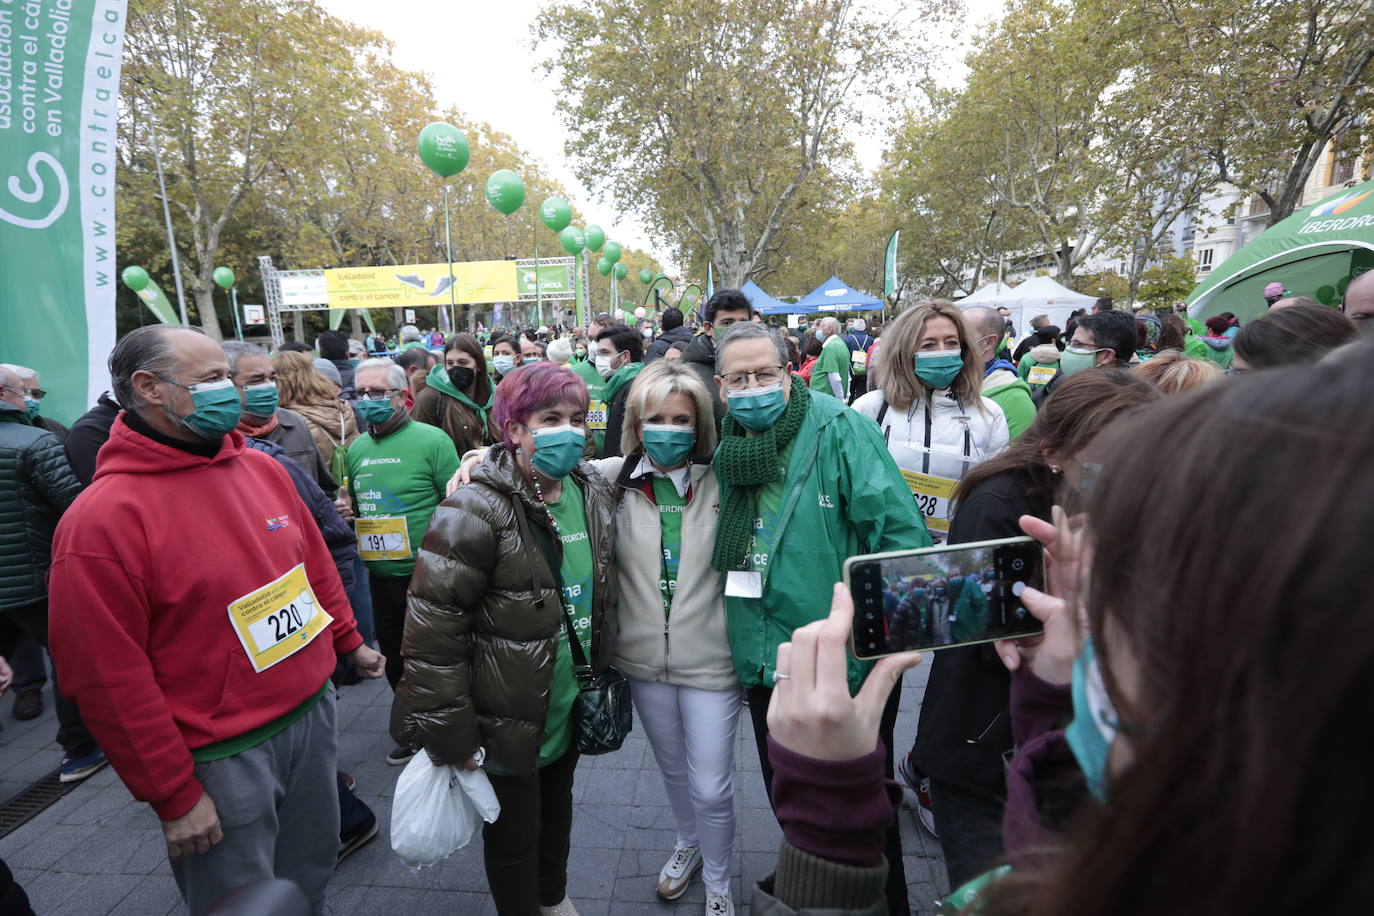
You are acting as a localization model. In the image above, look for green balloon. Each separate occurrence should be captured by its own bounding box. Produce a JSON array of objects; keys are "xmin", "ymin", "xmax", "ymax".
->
[
  {"xmin": 559, "ymin": 226, "xmax": 586, "ymax": 255},
  {"xmin": 486, "ymin": 169, "xmax": 525, "ymax": 215},
  {"xmin": 613, "ymin": 263, "xmax": 628, "ymax": 281},
  {"xmin": 122, "ymin": 265, "xmax": 150, "ymax": 291},
  {"xmin": 1315, "ymin": 284, "xmax": 1337, "ymax": 306},
  {"xmin": 583, "ymin": 225, "xmax": 605, "ymax": 252},
  {"xmin": 596, "ymin": 257, "xmax": 613, "ymax": 276},
  {"xmin": 541, "ymin": 198, "xmax": 572, "ymax": 232},
  {"xmin": 603, "ymin": 241, "xmax": 622, "ymax": 264},
  {"xmin": 213, "ymin": 266, "xmax": 235, "ymax": 289},
  {"xmin": 639, "ymin": 269, "xmax": 653, "ymax": 285},
  {"xmin": 417, "ymin": 122, "xmax": 470, "ymax": 178}
]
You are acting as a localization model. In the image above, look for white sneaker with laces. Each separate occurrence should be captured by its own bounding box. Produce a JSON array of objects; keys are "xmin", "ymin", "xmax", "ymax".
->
[
  {"xmin": 539, "ymin": 896, "xmax": 579, "ymax": 916},
  {"xmin": 706, "ymin": 891, "xmax": 735, "ymax": 916},
  {"xmin": 657, "ymin": 844, "xmax": 703, "ymax": 900},
  {"xmin": 895, "ymin": 753, "xmax": 939, "ymax": 838}
]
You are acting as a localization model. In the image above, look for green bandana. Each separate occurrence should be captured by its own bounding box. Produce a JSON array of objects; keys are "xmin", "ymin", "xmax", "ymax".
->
[
  {"xmin": 711, "ymin": 375, "xmax": 810, "ymax": 572},
  {"xmin": 425, "ymin": 362, "xmax": 494, "ymax": 431},
  {"xmin": 601, "ymin": 361, "xmax": 644, "ymax": 405}
]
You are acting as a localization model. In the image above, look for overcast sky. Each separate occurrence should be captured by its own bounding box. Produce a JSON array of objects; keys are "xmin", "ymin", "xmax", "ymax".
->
[{"xmin": 317, "ymin": 0, "xmax": 1009, "ymax": 268}]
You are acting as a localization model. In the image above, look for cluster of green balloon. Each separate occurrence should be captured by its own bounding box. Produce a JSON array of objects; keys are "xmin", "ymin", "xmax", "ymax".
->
[
  {"xmin": 418, "ymin": 122, "xmax": 471, "ymax": 178},
  {"xmin": 486, "ymin": 169, "xmax": 525, "ymax": 215},
  {"xmin": 122, "ymin": 265, "xmax": 151, "ymax": 291},
  {"xmin": 1314, "ymin": 275, "xmax": 1352, "ymax": 307},
  {"xmin": 213, "ymin": 267, "xmax": 235, "ymax": 289}
]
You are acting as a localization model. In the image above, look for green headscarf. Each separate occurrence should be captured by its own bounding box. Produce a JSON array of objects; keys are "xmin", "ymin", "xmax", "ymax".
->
[{"xmin": 425, "ymin": 362, "xmax": 494, "ymax": 431}]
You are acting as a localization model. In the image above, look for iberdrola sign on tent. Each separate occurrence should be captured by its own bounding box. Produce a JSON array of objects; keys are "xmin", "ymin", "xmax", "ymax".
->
[{"xmin": 1187, "ymin": 179, "xmax": 1374, "ymax": 322}]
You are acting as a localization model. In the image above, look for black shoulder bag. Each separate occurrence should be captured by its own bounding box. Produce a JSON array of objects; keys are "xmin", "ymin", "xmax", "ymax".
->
[{"xmin": 512, "ymin": 494, "xmax": 632, "ymax": 756}]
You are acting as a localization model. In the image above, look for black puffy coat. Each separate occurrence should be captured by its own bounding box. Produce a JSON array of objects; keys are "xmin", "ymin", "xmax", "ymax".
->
[
  {"xmin": 394, "ymin": 444, "xmax": 618, "ymax": 776},
  {"xmin": 0, "ymin": 413, "xmax": 82, "ymax": 610}
]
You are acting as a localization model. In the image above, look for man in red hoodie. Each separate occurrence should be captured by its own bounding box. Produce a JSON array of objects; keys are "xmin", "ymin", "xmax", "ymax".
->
[{"xmin": 47, "ymin": 326, "xmax": 384, "ymax": 915}]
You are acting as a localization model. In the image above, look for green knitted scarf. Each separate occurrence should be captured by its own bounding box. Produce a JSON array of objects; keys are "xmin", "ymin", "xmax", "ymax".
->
[{"xmin": 711, "ymin": 375, "xmax": 811, "ymax": 572}]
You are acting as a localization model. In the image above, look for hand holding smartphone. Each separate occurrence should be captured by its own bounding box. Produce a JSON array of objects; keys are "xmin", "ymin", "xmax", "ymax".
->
[{"xmin": 846, "ymin": 536, "xmax": 1046, "ymax": 659}]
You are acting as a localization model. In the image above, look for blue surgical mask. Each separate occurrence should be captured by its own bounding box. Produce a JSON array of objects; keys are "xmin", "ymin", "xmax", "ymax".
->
[
  {"xmin": 23, "ymin": 397, "xmax": 41, "ymax": 420},
  {"xmin": 1065, "ymin": 640, "xmax": 1120, "ymax": 804},
  {"xmin": 1059, "ymin": 345, "xmax": 1105, "ymax": 378},
  {"xmin": 493, "ymin": 355, "xmax": 516, "ymax": 375},
  {"xmin": 242, "ymin": 382, "xmax": 279, "ymax": 419},
  {"xmin": 642, "ymin": 423, "xmax": 695, "ymax": 469},
  {"xmin": 726, "ymin": 382, "xmax": 787, "ymax": 432},
  {"xmin": 527, "ymin": 424, "xmax": 585, "ymax": 479},
  {"xmin": 355, "ymin": 396, "xmax": 396, "ymax": 426},
  {"xmin": 913, "ymin": 350, "xmax": 964, "ymax": 389},
  {"xmin": 157, "ymin": 376, "xmax": 243, "ymax": 440}
]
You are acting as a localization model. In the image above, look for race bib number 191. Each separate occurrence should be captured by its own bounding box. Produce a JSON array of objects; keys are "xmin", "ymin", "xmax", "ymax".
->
[
  {"xmin": 355, "ymin": 516, "xmax": 412, "ymax": 561},
  {"xmin": 227, "ymin": 563, "xmax": 331, "ymax": 673}
]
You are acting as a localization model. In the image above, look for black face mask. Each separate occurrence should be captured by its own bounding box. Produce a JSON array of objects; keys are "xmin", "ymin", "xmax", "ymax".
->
[{"xmin": 447, "ymin": 366, "xmax": 476, "ymax": 391}]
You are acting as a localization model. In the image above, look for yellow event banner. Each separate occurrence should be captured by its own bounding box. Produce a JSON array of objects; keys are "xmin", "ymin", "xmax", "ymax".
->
[{"xmin": 324, "ymin": 261, "xmax": 517, "ymax": 308}]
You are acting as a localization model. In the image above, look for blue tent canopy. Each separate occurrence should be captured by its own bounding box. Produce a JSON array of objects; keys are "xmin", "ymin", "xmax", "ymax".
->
[
  {"xmin": 741, "ymin": 280, "xmax": 797, "ymax": 315},
  {"xmin": 793, "ymin": 276, "xmax": 884, "ymax": 313}
]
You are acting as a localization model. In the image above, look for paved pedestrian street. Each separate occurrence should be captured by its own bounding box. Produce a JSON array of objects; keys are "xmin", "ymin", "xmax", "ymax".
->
[{"xmin": 0, "ymin": 666, "xmax": 948, "ymax": 915}]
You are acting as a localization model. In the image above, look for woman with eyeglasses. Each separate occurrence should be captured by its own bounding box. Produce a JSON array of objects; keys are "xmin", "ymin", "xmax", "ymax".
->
[{"xmin": 852, "ymin": 300, "xmax": 1010, "ymax": 546}]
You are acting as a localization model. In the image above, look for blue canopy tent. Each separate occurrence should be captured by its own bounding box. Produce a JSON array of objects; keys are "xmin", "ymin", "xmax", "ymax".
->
[
  {"xmin": 793, "ymin": 276, "xmax": 884, "ymax": 313},
  {"xmin": 741, "ymin": 280, "xmax": 797, "ymax": 315}
]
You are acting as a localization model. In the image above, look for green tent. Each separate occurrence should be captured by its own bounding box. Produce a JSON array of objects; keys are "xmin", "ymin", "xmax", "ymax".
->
[{"xmin": 1187, "ymin": 179, "xmax": 1374, "ymax": 322}]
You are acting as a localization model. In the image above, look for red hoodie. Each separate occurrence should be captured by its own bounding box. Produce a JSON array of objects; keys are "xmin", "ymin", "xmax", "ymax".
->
[{"xmin": 48, "ymin": 417, "xmax": 363, "ymax": 820}]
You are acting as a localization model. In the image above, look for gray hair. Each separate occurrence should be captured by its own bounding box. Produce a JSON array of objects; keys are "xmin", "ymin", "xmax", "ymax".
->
[
  {"xmin": 355, "ymin": 357, "xmax": 406, "ymax": 391},
  {"xmin": 220, "ymin": 340, "xmax": 268, "ymax": 377},
  {"xmin": 818, "ymin": 316, "xmax": 842, "ymax": 336},
  {"xmin": 715, "ymin": 322, "xmax": 789, "ymax": 373},
  {"xmin": 0, "ymin": 363, "xmax": 36, "ymax": 383},
  {"xmin": 109, "ymin": 325, "xmax": 203, "ymax": 409},
  {"xmin": 399, "ymin": 324, "xmax": 422, "ymax": 343}
]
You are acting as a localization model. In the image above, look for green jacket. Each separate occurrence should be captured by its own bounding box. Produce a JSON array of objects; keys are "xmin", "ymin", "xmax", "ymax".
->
[
  {"xmin": 720, "ymin": 391, "xmax": 932, "ymax": 692},
  {"xmin": 569, "ymin": 359, "xmax": 608, "ymax": 454},
  {"xmin": 347, "ymin": 419, "xmax": 460, "ymax": 578},
  {"xmin": 1182, "ymin": 335, "xmax": 1210, "ymax": 361},
  {"xmin": 982, "ymin": 371, "xmax": 1036, "ymax": 440}
]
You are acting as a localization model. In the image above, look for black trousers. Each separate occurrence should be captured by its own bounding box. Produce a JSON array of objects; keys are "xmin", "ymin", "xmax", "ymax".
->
[
  {"xmin": 0, "ymin": 599, "xmax": 97, "ymax": 758},
  {"xmin": 483, "ymin": 750, "xmax": 579, "ymax": 915},
  {"xmin": 747, "ymin": 682, "xmax": 909, "ymax": 916},
  {"xmin": 928, "ymin": 778, "xmax": 1007, "ymax": 890},
  {"xmin": 367, "ymin": 573, "xmax": 411, "ymax": 691}
]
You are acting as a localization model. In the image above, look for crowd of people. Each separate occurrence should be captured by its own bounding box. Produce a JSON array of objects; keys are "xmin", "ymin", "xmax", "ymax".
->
[{"xmin": 1, "ymin": 271, "xmax": 1370, "ymax": 916}]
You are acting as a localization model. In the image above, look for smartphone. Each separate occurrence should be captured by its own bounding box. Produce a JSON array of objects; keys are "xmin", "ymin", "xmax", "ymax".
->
[{"xmin": 845, "ymin": 536, "xmax": 1045, "ymax": 659}]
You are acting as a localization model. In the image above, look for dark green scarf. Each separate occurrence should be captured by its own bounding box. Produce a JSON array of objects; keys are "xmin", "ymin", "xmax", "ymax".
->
[
  {"xmin": 424, "ymin": 362, "xmax": 494, "ymax": 430},
  {"xmin": 710, "ymin": 375, "xmax": 810, "ymax": 572},
  {"xmin": 601, "ymin": 361, "xmax": 644, "ymax": 405}
]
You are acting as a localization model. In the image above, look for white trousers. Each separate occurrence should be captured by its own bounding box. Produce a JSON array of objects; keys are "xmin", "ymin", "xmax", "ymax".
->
[{"xmin": 629, "ymin": 678, "xmax": 743, "ymax": 895}]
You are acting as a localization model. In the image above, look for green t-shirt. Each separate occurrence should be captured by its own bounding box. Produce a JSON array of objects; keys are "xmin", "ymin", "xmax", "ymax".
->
[
  {"xmin": 538, "ymin": 480, "xmax": 595, "ymax": 767},
  {"xmin": 808, "ymin": 338, "xmax": 851, "ymax": 396},
  {"xmin": 570, "ymin": 360, "xmax": 608, "ymax": 454},
  {"xmin": 651, "ymin": 476, "xmax": 686, "ymax": 617},
  {"xmin": 748, "ymin": 441, "xmax": 794, "ymax": 579},
  {"xmin": 347, "ymin": 420, "xmax": 461, "ymax": 578}
]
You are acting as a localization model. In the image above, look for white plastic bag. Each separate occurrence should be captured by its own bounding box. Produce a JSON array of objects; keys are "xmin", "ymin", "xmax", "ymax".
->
[{"xmin": 390, "ymin": 749, "xmax": 501, "ymax": 868}]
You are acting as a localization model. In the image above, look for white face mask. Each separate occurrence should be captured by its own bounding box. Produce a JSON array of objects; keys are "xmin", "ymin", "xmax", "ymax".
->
[{"xmin": 594, "ymin": 353, "xmax": 618, "ymax": 379}]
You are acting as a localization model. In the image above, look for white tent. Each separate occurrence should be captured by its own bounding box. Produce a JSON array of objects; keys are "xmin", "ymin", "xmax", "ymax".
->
[
  {"xmin": 958, "ymin": 281, "xmax": 1018, "ymax": 303},
  {"xmin": 957, "ymin": 275, "xmax": 1096, "ymax": 337}
]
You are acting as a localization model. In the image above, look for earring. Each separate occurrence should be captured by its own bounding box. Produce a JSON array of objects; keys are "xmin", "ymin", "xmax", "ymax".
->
[{"xmin": 1050, "ymin": 464, "xmax": 1062, "ymax": 474}]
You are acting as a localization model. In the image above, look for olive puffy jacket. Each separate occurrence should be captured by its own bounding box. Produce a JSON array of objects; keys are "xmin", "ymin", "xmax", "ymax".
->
[{"xmin": 392, "ymin": 443, "xmax": 619, "ymax": 776}]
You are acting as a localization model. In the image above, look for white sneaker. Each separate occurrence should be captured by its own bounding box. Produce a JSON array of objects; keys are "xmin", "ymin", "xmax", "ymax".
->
[
  {"xmin": 705, "ymin": 891, "xmax": 735, "ymax": 916},
  {"xmin": 539, "ymin": 897, "xmax": 579, "ymax": 916},
  {"xmin": 656, "ymin": 844, "xmax": 703, "ymax": 900},
  {"xmin": 895, "ymin": 753, "xmax": 938, "ymax": 838}
]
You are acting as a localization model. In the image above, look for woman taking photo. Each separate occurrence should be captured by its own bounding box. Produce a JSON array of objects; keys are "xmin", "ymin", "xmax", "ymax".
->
[
  {"xmin": 853, "ymin": 300, "xmax": 1009, "ymax": 544},
  {"xmin": 591, "ymin": 361, "xmax": 739, "ymax": 916},
  {"xmin": 907, "ymin": 370, "xmax": 1158, "ymax": 890},
  {"xmin": 395, "ymin": 363, "xmax": 618, "ymax": 916},
  {"xmin": 272, "ymin": 349, "xmax": 358, "ymax": 472},
  {"xmin": 413, "ymin": 333, "xmax": 500, "ymax": 455}
]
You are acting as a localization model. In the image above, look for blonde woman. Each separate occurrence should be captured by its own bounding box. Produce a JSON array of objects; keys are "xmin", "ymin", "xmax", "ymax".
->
[
  {"xmin": 1133, "ymin": 348, "xmax": 1223, "ymax": 394},
  {"xmin": 852, "ymin": 300, "xmax": 1008, "ymax": 543},
  {"xmin": 272, "ymin": 349, "xmax": 359, "ymax": 469},
  {"xmin": 590, "ymin": 361, "xmax": 737, "ymax": 916}
]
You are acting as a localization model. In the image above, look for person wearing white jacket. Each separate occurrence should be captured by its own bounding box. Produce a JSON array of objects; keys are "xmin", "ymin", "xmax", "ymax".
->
[
  {"xmin": 591, "ymin": 359, "xmax": 740, "ymax": 916},
  {"xmin": 852, "ymin": 300, "xmax": 1008, "ymax": 544}
]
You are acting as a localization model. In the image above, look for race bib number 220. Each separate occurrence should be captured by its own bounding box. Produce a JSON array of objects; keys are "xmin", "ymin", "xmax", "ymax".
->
[{"xmin": 227, "ymin": 563, "xmax": 332, "ymax": 672}]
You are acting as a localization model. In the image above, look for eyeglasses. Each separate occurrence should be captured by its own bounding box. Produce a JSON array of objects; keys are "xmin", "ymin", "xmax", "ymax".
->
[
  {"xmin": 23, "ymin": 387, "xmax": 45, "ymax": 400},
  {"xmin": 721, "ymin": 366, "xmax": 785, "ymax": 390},
  {"xmin": 357, "ymin": 388, "xmax": 401, "ymax": 400}
]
